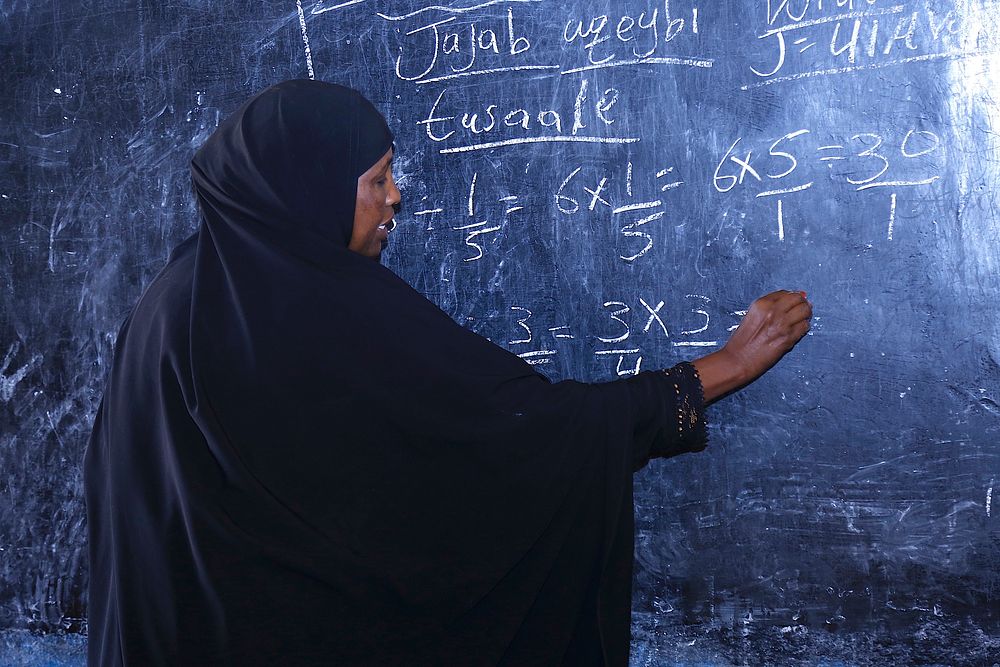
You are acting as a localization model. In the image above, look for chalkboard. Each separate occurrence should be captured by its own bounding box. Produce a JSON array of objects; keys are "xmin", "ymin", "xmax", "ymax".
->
[{"xmin": 2, "ymin": 0, "xmax": 999, "ymax": 663}]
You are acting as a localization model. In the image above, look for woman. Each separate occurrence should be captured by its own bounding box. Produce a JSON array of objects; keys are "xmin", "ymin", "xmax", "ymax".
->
[{"xmin": 84, "ymin": 79, "xmax": 811, "ymax": 666}]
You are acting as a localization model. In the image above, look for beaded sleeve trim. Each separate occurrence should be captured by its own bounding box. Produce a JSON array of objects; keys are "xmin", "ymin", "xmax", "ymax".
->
[{"xmin": 659, "ymin": 360, "xmax": 708, "ymax": 450}]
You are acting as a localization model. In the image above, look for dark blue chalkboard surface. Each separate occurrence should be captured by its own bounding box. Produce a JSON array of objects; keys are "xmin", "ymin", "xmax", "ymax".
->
[{"xmin": 2, "ymin": 1, "xmax": 999, "ymax": 664}]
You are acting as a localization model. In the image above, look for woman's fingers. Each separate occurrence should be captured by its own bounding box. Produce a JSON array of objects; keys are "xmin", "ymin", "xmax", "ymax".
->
[
  {"xmin": 786, "ymin": 300, "xmax": 812, "ymax": 324},
  {"xmin": 776, "ymin": 290, "xmax": 810, "ymax": 313},
  {"xmin": 793, "ymin": 318, "xmax": 811, "ymax": 340},
  {"xmin": 767, "ymin": 290, "xmax": 791, "ymax": 303},
  {"xmin": 761, "ymin": 289, "xmax": 808, "ymax": 312}
]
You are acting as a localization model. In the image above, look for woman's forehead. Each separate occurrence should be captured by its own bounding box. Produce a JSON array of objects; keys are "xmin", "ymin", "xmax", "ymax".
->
[{"xmin": 370, "ymin": 148, "xmax": 394, "ymax": 171}]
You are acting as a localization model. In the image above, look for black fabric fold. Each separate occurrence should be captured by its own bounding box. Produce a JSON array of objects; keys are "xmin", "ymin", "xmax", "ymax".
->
[{"xmin": 83, "ymin": 79, "xmax": 709, "ymax": 667}]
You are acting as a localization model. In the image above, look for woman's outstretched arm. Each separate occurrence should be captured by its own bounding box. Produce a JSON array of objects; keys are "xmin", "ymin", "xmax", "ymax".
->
[{"xmin": 690, "ymin": 348, "xmax": 749, "ymax": 406}]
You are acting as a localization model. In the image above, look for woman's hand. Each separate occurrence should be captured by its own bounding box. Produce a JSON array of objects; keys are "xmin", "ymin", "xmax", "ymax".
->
[
  {"xmin": 690, "ymin": 290, "xmax": 812, "ymax": 405},
  {"xmin": 722, "ymin": 290, "xmax": 812, "ymax": 383}
]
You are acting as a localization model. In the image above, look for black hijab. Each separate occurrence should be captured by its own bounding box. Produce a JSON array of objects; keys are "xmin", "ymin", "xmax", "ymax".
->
[{"xmin": 84, "ymin": 79, "xmax": 708, "ymax": 666}]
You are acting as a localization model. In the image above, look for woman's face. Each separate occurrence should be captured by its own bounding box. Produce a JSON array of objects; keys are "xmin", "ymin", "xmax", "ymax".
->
[{"xmin": 350, "ymin": 148, "xmax": 401, "ymax": 259}]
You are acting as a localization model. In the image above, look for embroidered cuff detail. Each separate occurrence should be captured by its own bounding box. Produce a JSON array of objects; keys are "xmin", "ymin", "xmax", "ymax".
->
[{"xmin": 660, "ymin": 361, "xmax": 709, "ymax": 452}]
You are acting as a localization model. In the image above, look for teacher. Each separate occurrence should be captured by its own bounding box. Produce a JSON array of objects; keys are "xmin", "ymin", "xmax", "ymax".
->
[{"xmin": 84, "ymin": 79, "xmax": 811, "ymax": 666}]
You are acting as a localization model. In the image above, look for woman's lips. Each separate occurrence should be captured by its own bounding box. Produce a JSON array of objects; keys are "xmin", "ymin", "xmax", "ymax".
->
[{"xmin": 377, "ymin": 219, "xmax": 393, "ymax": 241}]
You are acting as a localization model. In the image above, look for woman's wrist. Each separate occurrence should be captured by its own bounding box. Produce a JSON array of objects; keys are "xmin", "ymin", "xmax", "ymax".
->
[{"xmin": 690, "ymin": 348, "xmax": 751, "ymax": 405}]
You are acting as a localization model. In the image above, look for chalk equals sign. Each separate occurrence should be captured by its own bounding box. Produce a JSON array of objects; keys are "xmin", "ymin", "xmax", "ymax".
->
[
  {"xmin": 818, "ymin": 145, "xmax": 845, "ymax": 162},
  {"xmin": 657, "ymin": 167, "xmax": 684, "ymax": 191},
  {"xmin": 517, "ymin": 349, "xmax": 557, "ymax": 365}
]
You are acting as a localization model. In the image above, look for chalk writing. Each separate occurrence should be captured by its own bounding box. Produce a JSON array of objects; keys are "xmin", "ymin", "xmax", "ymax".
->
[{"xmin": 744, "ymin": 1, "xmax": 979, "ymax": 88}]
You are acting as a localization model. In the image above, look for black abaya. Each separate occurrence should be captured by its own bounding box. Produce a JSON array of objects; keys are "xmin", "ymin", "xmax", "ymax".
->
[{"xmin": 83, "ymin": 79, "xmax": 709, "ymax": 666}]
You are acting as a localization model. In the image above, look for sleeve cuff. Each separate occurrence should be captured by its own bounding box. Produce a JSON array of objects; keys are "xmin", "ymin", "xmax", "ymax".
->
[{"xmin": 660, "ymin": 361, "xmax": 709, "ymax": 454}]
